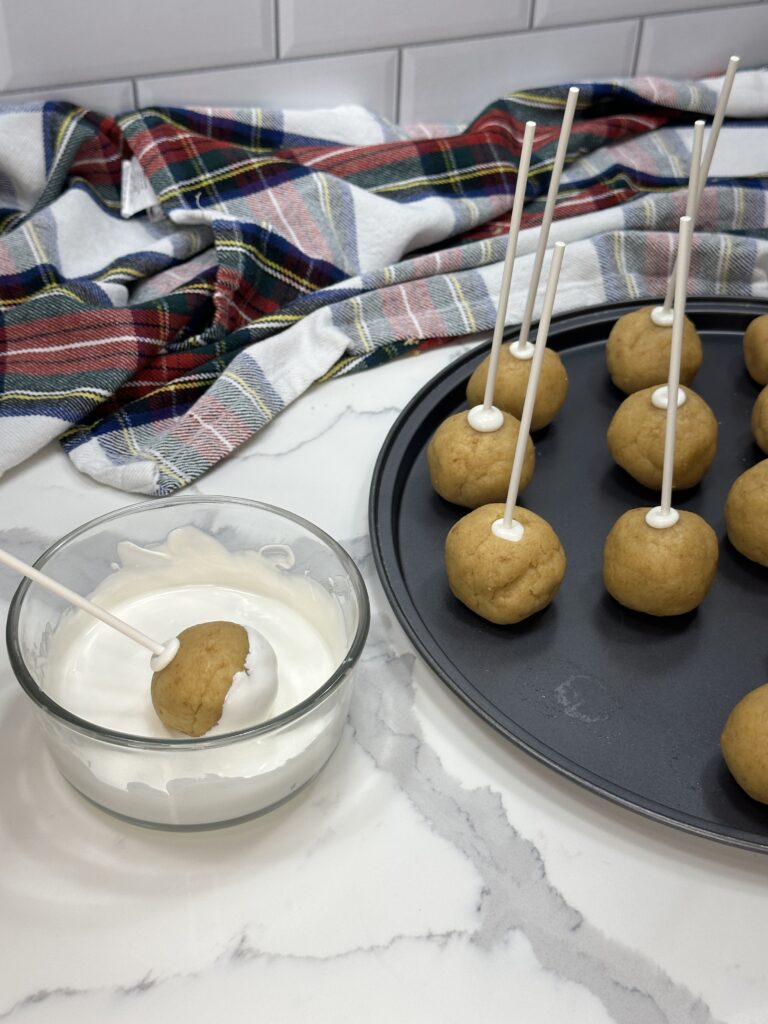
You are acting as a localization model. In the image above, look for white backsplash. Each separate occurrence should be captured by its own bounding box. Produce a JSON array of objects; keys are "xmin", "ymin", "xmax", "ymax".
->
[{"xmin": 0, "ymin": 0, "xmax": 764, "ymax": 121}]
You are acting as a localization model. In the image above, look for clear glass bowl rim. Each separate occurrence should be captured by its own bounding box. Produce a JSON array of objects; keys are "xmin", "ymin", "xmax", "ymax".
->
[{"xmin": 6, "ymin": 495, "xmax": 370, "ymax": 750}]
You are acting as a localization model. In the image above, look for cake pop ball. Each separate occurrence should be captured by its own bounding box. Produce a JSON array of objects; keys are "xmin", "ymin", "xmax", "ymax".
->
[
  {"xmin": 427, "ymin": 410, "xmax": 535, "ymax": 508},
  {"xmin": 466, "ymin": 347, "xmax": 568, "ymax": 431},
  {"xmin": 151, "ymin": 621, "xmax": 278, "ymax": 736},
  {"xmin": 606, "ymin": 307, "xmax": 703, "ymax": 395},
  {"xmin": 603, "ymin": 508, "xmax": 718, "ymax": 616},
  {"xmin": 607, "ymin": 386, "xmax": 718, "ymax": 489},
  {"xmin": 751, "ymin": 385, "xmax": 768, "ymax": 454},
  {"xmin": 445, "ymin": 503, "xmax": 566, "ymax": 625},
  {"xmin": 725, "ymin": 459, "xmax": 768, "ymax": 567},
  {"xmin": 721, "ymin": 683, "xmax": 768, "ymax": 804},
  {"xmin": 744, "ymin": 315, "xmax": 768, "ymax": 386}
]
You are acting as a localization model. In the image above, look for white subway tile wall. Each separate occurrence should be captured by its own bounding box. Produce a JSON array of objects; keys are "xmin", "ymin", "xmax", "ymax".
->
[
  {"xmin": 400, "ymin": 21, "xmax": 639, "ymax": 124},
  {"xmin": 278, "ymin": 0, "xmax": 530, "ymax": 58},
  {"xmin": 0, "ymin": 0, "xmax": 275, "ymax": 92},
  {"xmin": 0, "ymin": 80, "xmax": 135, "ymax": 115},
  {"xmin": 636, "ymin": 4, "xmax": 768, "ymax": 78},
  {"xmin": 0, "ymin": 0, "xmax": 765, "ymax": 122},
  {"xmin": 137, "ymin": 51, "xmax": 399, "ymax": 120}
]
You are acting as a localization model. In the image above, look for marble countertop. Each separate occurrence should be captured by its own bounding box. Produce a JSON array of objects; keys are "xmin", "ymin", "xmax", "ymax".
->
[{"xmin": 1, "ymin": 342, "xmax": 767, "ymax": 1024}]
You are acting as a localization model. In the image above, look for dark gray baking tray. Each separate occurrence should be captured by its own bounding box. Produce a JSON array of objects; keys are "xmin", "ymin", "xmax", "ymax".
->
[{"xmin": 369, "ymin": 298, "xmax": 768, "ymax": 853}]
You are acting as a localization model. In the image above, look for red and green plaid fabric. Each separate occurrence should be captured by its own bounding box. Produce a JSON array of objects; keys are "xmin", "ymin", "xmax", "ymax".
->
[{"xmin": 1, "ymin": 75, "xmax": 767, "ymax": 494}]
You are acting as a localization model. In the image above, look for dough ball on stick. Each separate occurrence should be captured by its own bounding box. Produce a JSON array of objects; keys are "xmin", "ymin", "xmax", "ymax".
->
[
  {"xmin": 607, "ymin": 63, "xmax": 738, "ymax": 393},
  {"xmin": 603, "ymin": 508, "xmax": 717, "ymax": 616},
  {"xmin": 607, "ymin": 119, "xmax": 708, "ymax": 395},
  {"xmin": 721, "ymin": 684, "xmax": 768, "ymax": 804},
  {"xmin": 744, "ymin": 315, "xmax": 768, "ymax": 386},
  {"xmin": 607, "ymin": 385, "xmax": 717, "ymax": 489},
  {"xmin": 465, "ymin": 88, "xmax": 579, "ymax": 431},
  {"xmin": 603, "ymin": 215, "xmax": 718, "ymax": 616},
  {"xmin": 428, "ymin": 122, "xmax": 538, "ymax": 508},
  {"xmin": 725, "ymin": 459, "xmax": 768, "ymax": 567},
  {"xmin": 606, "ymin": 309, "xmax": 702, "ymax": 395},
  {"xmin": 751, "ymin": 385, "xmax": 768, "ymax": 454},
  {"xmin": 446, "ymin": 243, "xmax": 567, "ymax": 625},
  {"xmin": 466, "ymin": 348, "xmax": 568, "ymax": 431},
  {"xmin": 427, "ymin": 410, "xmax": 534, "ymax": 508},
  {"xmin": 446, "ymin": 504, "xmax": 565, "ymax": 625}
]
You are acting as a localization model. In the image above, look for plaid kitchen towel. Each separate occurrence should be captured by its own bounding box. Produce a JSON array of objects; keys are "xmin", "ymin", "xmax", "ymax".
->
[{"xmin": 1, "ymin": 70, "xmax": 768, "ymax": 494}]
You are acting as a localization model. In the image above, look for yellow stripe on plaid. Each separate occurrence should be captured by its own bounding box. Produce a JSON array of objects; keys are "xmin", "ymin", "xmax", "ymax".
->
[{"xmin": 217, "ymin": 239, "xmax": 315, "ymax": 293}]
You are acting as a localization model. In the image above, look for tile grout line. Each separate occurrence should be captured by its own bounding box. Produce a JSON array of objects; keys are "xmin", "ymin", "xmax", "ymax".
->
[
  {"xmin": 394, "ymin": 48, "xmax": 403, "ymax": 124},
  {"xmin": 273, "ymin": 0, "xmax": 281, "ymax": 59},
  {"xmin": 630, "ymin": 18, "xmax": 644, "ymax": 77},
  {"xmin": 131, "ymin": 78, "xmax": 139, "ymax": 110}
]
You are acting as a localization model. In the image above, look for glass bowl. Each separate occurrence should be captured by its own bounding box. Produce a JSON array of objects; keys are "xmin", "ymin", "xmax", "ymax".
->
[{"xmin": 6, "ymin": 497, "xmax": 369, "ymax": 829}]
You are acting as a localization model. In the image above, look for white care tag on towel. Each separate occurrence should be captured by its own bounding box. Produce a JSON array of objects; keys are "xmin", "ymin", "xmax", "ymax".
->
[{"xmin": 121, "ymin": 157, "xmax": 161, "ymax": 218}]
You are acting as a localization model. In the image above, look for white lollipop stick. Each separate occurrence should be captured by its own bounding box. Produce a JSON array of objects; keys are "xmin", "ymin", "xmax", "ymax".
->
[
  {"xmin": 510, "ymin": 87, "xmax": 578, "ymax": 360},
  {"xmin": 0, "ymin": 547, "xmax": 179, "ymax": 670},
  {"xmin": 652, "ymin": 55, "xmax": 739, "ymax": 327},
  {"xmin": 468, "ymin": 120, "xmax": 537, "ymax": 432},
  {"xmin": 651, "ymin": 119, "xmax": 703, "ymax": 411},
  {"xmin": 657, "ymin": 119, "xmax": 704, "ymax": 321},
  {"xmin": 646, "ymin": 215, "xmax": 693, "ymax": 530},
  {"xmin": 494, "ymin": 241, "xmax": 566, "ymax": 541}
]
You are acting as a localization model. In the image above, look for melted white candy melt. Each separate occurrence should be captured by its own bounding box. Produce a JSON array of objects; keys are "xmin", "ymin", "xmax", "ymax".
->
[
  {"xmin": 208, "ymin": 627, "xmax": 279, "ymax": 736},
  {"xmin": 44, "ymin": 526, "xmax": 347, "ymax": 740}
]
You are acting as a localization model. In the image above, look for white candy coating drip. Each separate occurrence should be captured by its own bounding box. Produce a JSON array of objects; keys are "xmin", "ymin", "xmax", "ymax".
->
[
  {"xmin": 509, "ymin": 340, "xmax": 535, "ymax": 361},
  {"xmin": 651, "ymin": 385, "xmax": 686, "ymax": 410},
  {"xmin": 467, "ymin": 404, "xmax": 505, "ymax": 432},
  {"xmin": 649, "ymin": 306, "xmax": 674, "ymax": 328},
  {"xmin": 492, "ymin": 518, "xmax": 524, "ymax": 542},
  {"xmin": 149, "ymin": 636, "xmax": 180, "ymax": 672},
  {"xmin": 645, "ymin": 506, "xmax": 680, "ymax": 529}
]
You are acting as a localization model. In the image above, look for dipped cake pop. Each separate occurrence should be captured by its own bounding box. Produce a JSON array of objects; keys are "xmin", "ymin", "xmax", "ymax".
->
[
  {"xmin": 725, "ymin": 459, "xmax": 768, "ymax": 567},
  {"xmin": 151, "ymin": 621, "xmax": 278, "ymax": 736},
  {"xmin": 427, "ymin": 410, "xmax": 534, "ymax": 508},
  {"xmin": 428, "ymin": 122, "xmax": 537, "ymax": 508},
  {"xmin": 465, "ymin": 88, "xmax": 579, "ymax": 431},
  {"xmin": 607, "ymin": 385, "xmax": 717, "ymax": 489},
  {"xmin": 744, "ymin": 315, "xmax": 768, "ymax": 385},
  {"xmin": 446, "ymin": 243, "xmax": 567, "ymax": 625},
  {"xmin": 751, "ymin": 385, "xmax": 768, "ymax": 454},
  {"xmin": 721, "ymin": 683, "xmax": 768, "ymax": 804},
  {"xmin": 0, "ymin": 543, "xmax": 276, "ymax": 739},
  {"xmin": 603, "ymin": 216, "xmax": 718, "ymax": 616}
]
